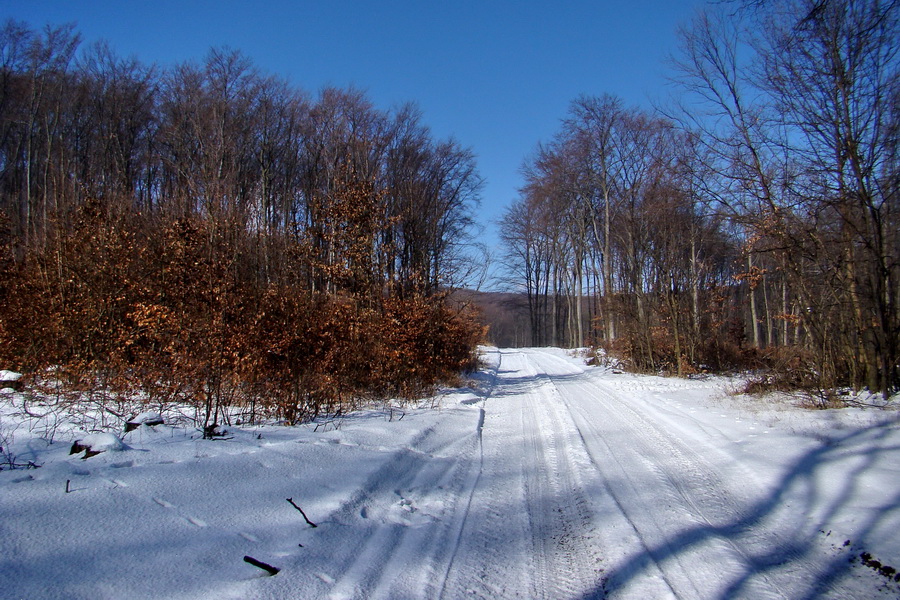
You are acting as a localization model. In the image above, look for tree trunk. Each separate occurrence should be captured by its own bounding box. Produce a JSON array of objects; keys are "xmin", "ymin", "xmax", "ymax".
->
[{"xmin": 748, "ymin": 253, "xmax": 759, "ymax": 349}]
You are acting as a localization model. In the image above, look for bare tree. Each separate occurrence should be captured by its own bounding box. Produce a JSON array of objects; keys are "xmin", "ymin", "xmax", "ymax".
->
[{"xmin": 670, "ymin": 0, "xmax": 899, "ymax": 394}]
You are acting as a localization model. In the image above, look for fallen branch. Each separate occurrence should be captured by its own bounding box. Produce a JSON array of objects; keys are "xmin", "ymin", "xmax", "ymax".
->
[
  {"xmin": 243, "ymin": 555, "xmax": 280, "ymax": 576},
  {"xmin": 286, "ymin": 497, "xmax": 317, "ymax": 527}
]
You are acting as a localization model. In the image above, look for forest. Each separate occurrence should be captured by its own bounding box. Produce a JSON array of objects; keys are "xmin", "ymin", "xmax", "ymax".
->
[
  {"xmin": 0, "ymin": 0, "xmax": 897, "ymax": 419},
  {"xmin": 0, "ymin": 21, "xmax": 485, "ymax": 426},
  {"xmin": 498, "ymin": 0, "xmax": 898, "ymax": 398}
]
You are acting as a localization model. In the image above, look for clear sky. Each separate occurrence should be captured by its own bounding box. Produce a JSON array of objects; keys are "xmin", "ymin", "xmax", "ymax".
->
[{"xmin": 1, "ymin": 0, "xmax": 705, "ymax": 256}]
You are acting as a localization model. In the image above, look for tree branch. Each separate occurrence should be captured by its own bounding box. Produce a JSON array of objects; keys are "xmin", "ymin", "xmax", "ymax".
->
[{"xmin": 286, "ymin": 497, "xmax": 317, "ymax": 527}]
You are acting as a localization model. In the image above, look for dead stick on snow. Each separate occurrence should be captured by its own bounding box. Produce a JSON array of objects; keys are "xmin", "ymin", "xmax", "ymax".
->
[
  {"xmin": 243, "ymin": 555, "xmax": 280, "ymax": 576},
  {"xmin": 286, "ymin": 497, "xmax": 318, "ymax": 527}
]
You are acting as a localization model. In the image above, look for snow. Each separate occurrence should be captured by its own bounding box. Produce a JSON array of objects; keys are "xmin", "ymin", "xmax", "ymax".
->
[
  {"xmin": 130, "ymin": 411, "xmax": 164, "ymax": 425},
  {"xmin": 0, "ymin": 369, "xmax": 21, "ymax": 382},
  {"xmin": 1, "ymin": 347, "xmax": 898, "ymax": 599},
  {"xmin": 74, "ymin": 432, "xmax": 128, "ymax": 453}
]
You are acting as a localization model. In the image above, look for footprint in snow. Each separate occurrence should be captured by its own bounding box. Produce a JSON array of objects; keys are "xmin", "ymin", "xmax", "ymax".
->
[
  {"xmin": 239, "ymin": 532, "xmax": 259, "ymax": 542},
  {"xmin": 153, "ymin": 497, "xmax": 175, "ymax": 509},
  {"xmin": 186, "ymin": 516, "xmax": 207, "ymax": 527},
  {"xmin": 316, "ymin": 572, "xmax": 336, "ymax": 585}
]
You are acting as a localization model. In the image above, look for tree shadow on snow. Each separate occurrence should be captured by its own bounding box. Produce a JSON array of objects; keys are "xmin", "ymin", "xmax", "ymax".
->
[{"xmin": 581, "ymin": 416, "xmax": 900, "ymax": 600}]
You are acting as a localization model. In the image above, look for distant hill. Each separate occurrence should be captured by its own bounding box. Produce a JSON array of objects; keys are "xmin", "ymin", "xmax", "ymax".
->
[{"xmin": 450, "ymin": 290, "xmax": 531, "ymax": 348}]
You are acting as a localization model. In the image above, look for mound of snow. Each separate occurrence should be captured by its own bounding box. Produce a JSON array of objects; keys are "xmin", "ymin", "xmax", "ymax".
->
[
  {"xmin": 131, "ymin": 411, "xmax": 163, "ymax": 425},
  {"xmin": 0, "ymin": 369, "xmax": 21, "ymax": 382},
  {"xmin": 70, "ymin": 432, "xmax": 128, "ymax": 457},
  {"xmin": 125, "ymin": 411, "xmax": 164, "ymax": 432},
  {"xmin": 0, "ymin": 369, "xmax": 22, "ymax": 390}
]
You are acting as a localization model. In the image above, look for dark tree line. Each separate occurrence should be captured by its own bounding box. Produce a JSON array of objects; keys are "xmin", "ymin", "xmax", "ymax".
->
[
  {"xmin": 500, "ymin": 0, "xmax": 898, "ymax": 398},
  {"xmin": 0, "ymin": 21, "xmax": 484, "ymax": 423}
]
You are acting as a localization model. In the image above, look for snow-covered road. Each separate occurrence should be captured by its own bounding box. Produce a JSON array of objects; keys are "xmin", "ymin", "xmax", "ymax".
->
[
  {"xmin": 439, "ymin": 348, "xmax": 900, "ymax": 600},
  {"xmin": 267, "ymin": 347, "xmax": 900, "ymax": 599},
  {"xmin": 2, "ymin": 347, "xmax": 899, "ymax": 599}
]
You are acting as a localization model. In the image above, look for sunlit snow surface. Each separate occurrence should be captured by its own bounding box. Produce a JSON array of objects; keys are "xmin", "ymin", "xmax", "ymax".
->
[{"xmin": 1, "ymin": 347, "xmax": 898, "ymax": 599}]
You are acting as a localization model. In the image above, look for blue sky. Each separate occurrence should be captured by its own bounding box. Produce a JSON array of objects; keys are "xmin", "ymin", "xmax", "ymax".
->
[{"xmin": 2, "ymin": 0, "xmax": 704, "ymax": 255}]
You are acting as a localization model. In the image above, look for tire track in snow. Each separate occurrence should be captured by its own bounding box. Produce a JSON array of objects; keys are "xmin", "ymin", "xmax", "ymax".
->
[
  {"xmin": 434, "ymin": 348, "xmax": 498, "ymax": 599},
  {"xmin": 441, "ymin": 349, "xmax": 606, "ymax": 599},
  {"xmin": 437, "ymin": 349, "xmax": 535, "ymax": 599},
  {"xmin": 514, "ymin": 350, "xmax": 677, "ymax": 599},
  {"xmin": 296, "ymin": 353, "xmax": 507, "ymax": 600},
  {"xmin": 520, "ymin": 364, "xmax": 606, "ymax": 599},
  {"xmin": 576, "ymin": 375, "xmax": 834, "ymax": 599},
  {"xmin": 526, "ymin": 349, "xmax": 793, "ymax": 599}
]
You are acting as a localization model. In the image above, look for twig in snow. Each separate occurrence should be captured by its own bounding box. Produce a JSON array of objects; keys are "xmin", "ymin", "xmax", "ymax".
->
[
  {"xmin": 243, "ymin": 555, "xmax": 280, "ymax": 576},
  {"xmin": 286, "ymin": 497, "xmax": 318, "ymax": 527},
  {"xmin": 65, "ymin": 479, "xmax": 70, "ymax": 494}
]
